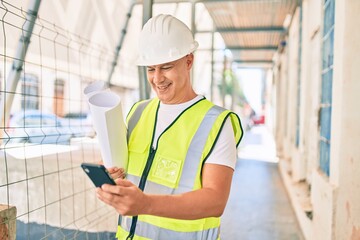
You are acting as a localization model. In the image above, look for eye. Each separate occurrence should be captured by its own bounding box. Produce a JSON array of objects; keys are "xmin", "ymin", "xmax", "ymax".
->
[
  {"xmin": 147, "ymin": 68, "xmax": 155, "ymax": 73},
  {"xmin": 161, "ymin": 65, "xmax": 173, "ymax": 71}
]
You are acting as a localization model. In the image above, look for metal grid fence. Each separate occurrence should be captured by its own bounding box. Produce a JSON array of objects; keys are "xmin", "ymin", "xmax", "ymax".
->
[{"xmin": 0, "ymin": 1, "xmax": 136, "ymax": 239}]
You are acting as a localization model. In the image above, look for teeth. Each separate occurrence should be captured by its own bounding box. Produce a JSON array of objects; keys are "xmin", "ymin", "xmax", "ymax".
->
[{"xmin": 158, "ymin": 85, "xmax": 168, "ymax": 89}]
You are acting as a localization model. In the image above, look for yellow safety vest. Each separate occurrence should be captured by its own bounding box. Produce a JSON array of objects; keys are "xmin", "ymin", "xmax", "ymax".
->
[{"xmin": 117, "ymin": 97, "xmax": 243, "ymax": 240}]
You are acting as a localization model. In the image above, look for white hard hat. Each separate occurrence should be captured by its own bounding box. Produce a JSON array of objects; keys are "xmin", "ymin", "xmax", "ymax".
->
[{"xmin": 136, "ymin": 14, "xmax": 199, "ymax": 66}]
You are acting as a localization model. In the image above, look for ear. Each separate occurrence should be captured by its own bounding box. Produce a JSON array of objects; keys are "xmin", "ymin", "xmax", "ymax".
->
[{"xmin": 185, "ymin": 53, "xmax": 194, "ymax": 69}]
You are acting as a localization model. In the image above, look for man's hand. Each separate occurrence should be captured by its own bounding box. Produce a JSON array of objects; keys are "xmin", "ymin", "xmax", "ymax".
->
[
  {"xmin": 98, "ymin": 160, "xmax": 126, "ymax": 180},
  {"xmin": 107, "ymin": 167, "xmax": 126, "ymax": 180},
  {"xmin": 96, "ymin": 179, "xmax": 150, "ymax": 216}
]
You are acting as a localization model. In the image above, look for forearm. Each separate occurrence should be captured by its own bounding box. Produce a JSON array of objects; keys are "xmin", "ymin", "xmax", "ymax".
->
[{"xmin": 143, "ymin": 164, "xmax": 234, "ymax": 220}]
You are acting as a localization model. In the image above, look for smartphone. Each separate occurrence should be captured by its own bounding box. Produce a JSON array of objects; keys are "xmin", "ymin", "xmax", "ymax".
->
[{"xmin": 81, "ymin": 163, "xmax": 116, "ymax": 187}]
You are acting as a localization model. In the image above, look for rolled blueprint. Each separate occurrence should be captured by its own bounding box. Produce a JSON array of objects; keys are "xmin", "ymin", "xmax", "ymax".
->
[
  {"xmin": 88, "ymin": 91, "xmax": 128, "ymax": 169},
  {"xmin": 83, "ymin": 80, "xmax": 109, "ymax": 99}
]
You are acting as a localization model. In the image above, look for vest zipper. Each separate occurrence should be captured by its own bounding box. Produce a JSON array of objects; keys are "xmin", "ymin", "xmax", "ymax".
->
[
  {"xmin": 126, "ymin": 147, "xmax": 156, "ymax": 240},
  {"xmin": 138, "ymin": 147, "xmax": 156, "ymax": 191}
]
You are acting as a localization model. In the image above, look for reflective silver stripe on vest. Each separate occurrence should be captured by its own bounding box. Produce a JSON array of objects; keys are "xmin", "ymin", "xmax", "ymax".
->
[
  {"xmin": 121, "ymin": 216, "xmax": 219, "ymax": 240},
  {"xmin": 175, "ymin": 105, "xmax": 225, "ymax": 194},
  {"xmin": 127, "ymin": 174, "xmax": 173, "ymax": 194},
  {"xmin": 127, "ymin": 99, "xmax": 152, "ymax": 140},
  {"xmin": 126, "ymin": 105, "xmax": 225, "ymax": 195}
]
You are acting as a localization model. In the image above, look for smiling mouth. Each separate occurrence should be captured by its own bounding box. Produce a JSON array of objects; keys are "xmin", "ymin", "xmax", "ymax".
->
[{"xmin": 156, "ymin": 83, "xmax": 171, "ymax": 91}]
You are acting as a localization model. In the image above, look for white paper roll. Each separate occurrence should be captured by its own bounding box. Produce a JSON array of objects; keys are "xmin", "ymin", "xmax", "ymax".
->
[
  {"xmin": 88, "ymin": 91, "xmax": 128, "ymax": 169},
  {"xmin": 83, "ymin": 80, "xmax": 109, "ymax": 99}
]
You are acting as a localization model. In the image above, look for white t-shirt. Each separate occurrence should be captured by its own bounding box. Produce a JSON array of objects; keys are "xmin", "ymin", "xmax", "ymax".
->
[{"xmin": 153, "ymin": 95, "xmax": 237, "ymax": 170}]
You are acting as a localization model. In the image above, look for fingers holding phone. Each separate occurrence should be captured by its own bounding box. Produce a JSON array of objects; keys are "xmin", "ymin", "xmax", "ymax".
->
[
  {"xmin": 96, "ymin": 179, "xmax": 148, "ymax": 216},
  {"xmin": 81, "ymin": 163, "xmax": 116, "ymax": 187},
  {"xmin": 81, "ymin": 163, "xmax": 146, "ymax": 216},
  {"xmin": 97, "ymin": 160, "xmax": 126, "ymax": 180},
  {"xmin": 107, "ymin": 167, "xmax": 126, "ymax": 180}
]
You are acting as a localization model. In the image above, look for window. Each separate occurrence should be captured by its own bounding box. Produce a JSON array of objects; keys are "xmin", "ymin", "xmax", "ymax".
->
[
  {"xmin": 319, "ymin": 0, "xmax": 335, "ymax": 176},
  {"xmin": 21, "ymin": 74, "xmax": 39, "ymax": 110},
  {"xmin": 54, "ymin": 78, "xmax": 65, "ymax": 116}
]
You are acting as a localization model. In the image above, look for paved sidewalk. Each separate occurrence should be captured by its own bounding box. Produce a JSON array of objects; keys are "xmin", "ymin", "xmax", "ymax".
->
[{"xmin": 221, "ymin": 126, "xmax": 304, "ymax": 240}]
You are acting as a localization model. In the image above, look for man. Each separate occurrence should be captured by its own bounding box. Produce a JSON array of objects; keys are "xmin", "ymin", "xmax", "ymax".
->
[{"xmin": 96, "ymin": 14, "xmax": 243, "ymax": 240}]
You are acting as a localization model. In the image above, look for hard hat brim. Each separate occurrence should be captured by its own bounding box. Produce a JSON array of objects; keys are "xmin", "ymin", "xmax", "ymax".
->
[{"xmin": 136, "ymin": 42, "xmax": 199, "ymax": 66}]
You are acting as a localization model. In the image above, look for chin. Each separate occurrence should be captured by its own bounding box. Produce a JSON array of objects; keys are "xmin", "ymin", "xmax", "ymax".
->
[{"xmin": 158, "ymin": 93, "xmax": 173, "ymax": 103}]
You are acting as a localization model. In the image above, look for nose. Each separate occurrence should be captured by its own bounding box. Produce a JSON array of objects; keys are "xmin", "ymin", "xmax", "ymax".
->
[{"xmin": 152, "ymin": 68, "xmax": 164, "ymax": 84}]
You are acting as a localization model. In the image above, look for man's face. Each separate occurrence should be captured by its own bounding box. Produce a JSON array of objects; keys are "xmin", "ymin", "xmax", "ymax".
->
[{"xmin": 146, "ymin": 54, "xmax": 194, "ymax": 104}]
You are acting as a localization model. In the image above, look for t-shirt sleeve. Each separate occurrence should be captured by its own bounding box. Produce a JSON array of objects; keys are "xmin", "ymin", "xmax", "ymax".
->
[{"xmin": 204, "ymin": 118, "xmax": 237, "ymax": 169}]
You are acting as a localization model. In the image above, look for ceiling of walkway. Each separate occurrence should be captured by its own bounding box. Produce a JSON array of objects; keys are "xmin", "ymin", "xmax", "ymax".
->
[{"xmin": 148, "ymin": 0, "xmax": 299, "ymax": 68}]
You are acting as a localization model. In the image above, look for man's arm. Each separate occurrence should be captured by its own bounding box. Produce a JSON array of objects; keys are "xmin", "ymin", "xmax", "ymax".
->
[{"xmin": 96, "ymin": 163, "xmax": 234, "ymax": 219}]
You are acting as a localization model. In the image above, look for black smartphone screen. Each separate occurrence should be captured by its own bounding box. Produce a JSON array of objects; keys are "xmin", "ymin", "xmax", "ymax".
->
[{"xmin": 81, "ymin": 163, "xmax": 116, "ymax": 187}]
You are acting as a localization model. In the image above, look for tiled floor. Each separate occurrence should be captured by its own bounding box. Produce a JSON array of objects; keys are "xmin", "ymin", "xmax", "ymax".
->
[{"xmin": 221, "ymin": 126, "xmax": 304, "ymax": 240}]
